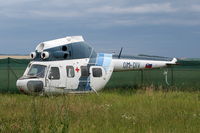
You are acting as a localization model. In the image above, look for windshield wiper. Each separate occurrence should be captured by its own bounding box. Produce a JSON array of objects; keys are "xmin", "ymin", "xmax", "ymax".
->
[
  {"xmin": 19, "ymin": 75, "xmax": 39, "ymax": 79},
  {"xmin": 28, "ymin": 75, "xmax": 40, "ymax": 78},
  {"xmin": 24, "ymin": 75, "xmax": 40, "ymax": 78}
]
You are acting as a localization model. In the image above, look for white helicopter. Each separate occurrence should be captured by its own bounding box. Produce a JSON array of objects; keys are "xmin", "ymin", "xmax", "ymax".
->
[{"xmin": 16, "ymin": 36, "xmax": 177, "ymax": 94}]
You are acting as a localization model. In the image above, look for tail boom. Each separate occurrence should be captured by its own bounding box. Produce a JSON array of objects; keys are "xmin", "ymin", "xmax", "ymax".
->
[{"xmin": 112, "ymin": 58, "xmax": 177, "ymax": 72}]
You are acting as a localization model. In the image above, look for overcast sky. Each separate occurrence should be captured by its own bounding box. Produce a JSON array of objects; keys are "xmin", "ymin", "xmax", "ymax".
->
[{"xmin": 0, "ymin": 0, "xmax": 200, "ymax": 58}]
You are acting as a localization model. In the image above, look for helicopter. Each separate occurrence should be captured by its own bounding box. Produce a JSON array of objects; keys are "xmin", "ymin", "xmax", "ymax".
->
[{"xmin": 16, "ymin": 36, "xmax": 177, "ymax": 94}]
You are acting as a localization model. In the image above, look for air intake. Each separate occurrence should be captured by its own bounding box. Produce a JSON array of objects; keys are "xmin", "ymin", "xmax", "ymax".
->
[
  {"xmin": 30, "ymin": 52, "xmax": 36, "ymax": 59},
  {"xmin": 41, "ymin": 51, "xmax": 50, "ymax": 59}
]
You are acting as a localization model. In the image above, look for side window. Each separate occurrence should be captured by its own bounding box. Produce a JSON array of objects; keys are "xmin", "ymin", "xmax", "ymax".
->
[
  {"xmin": 66, "ymin": 66, "xmax": 75, "ymax": 78},
  {"xmin": 81, "ymin": 66, "xmax": 89, "ymax": 77},
  {"xmin": 49, "ymin": 67, "xmax": 60, "ymax": 80},
  {"xmin": 92, "ymin": 68, "xmax": 102, "ymax": 77}
]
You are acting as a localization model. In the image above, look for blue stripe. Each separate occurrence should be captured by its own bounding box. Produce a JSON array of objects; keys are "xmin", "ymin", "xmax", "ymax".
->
[
  {"xmin": 103, "ymin": 54, "xmax": 112, "ymax": 66},
  {"xmin": 96, "ymin": 53, "xmax": 104, "ymax": 66},
  {"xmin": 95, "ymin": 53, "xmax": 112, "ymax": 72}
]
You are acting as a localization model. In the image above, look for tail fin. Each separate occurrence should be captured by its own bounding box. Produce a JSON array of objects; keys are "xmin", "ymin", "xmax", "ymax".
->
[
  {"xmin": 171, "ymin": 58, "xmax": 177, "ymax": 64},
  {"xmin": 167, "ymin": 58, "xmax": 177, "ymax": 65}
]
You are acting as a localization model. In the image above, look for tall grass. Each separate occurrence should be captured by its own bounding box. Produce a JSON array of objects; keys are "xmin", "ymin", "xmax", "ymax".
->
[{"xmin": 0, "ymin": 90, "xmax": 200, "ymax": 132}]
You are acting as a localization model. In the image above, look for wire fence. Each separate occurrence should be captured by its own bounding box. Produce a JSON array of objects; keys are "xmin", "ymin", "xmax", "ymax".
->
[
  {"xmin": 0, "ymin": 58, "xmax": 200, "ymax": 93},
  {"xmin": 0, "ymin": 58, "xmax": 30, "ymax": 93},
  {"xmin": 106, "ymin": 59, "xmax": 200, "ymax": 90}
]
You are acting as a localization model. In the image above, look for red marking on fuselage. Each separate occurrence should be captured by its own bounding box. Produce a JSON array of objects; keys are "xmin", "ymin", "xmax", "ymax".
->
[
  {"xmin": 75, "ymin": 67, "xmax": 80, "ymax": 72},
  {"xmin": 145, "ymin": 64, "xmax": 152, "ymax": 68}
]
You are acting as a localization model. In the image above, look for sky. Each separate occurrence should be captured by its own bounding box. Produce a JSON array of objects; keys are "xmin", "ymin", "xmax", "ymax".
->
[{"xmin": 0, "ymin": 0, "xmax": 200, "ymax": 58}]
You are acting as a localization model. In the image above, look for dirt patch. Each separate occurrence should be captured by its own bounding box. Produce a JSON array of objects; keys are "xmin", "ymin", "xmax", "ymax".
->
[{"xmin": 0, "ymin": 55, "xmax": 29, "ymax": 59}]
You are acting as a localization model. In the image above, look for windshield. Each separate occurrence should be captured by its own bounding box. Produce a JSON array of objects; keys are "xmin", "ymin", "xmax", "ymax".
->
[{"xmin": 27, "ymin": 64, "xmax": 47, "ymax": 78}]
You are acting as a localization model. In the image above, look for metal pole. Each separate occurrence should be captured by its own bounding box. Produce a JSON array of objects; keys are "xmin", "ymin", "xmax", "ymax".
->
[
  {"xmin": 141, "ymin": 70, "xmax": 144, "ymax": 85},
  {"xmin": 7, "ymin": 57, "xmax": 10, "ymax": 91},
  {"xmin": 171, "ymin": 66, "xmax": 174, "ymax": 86}
]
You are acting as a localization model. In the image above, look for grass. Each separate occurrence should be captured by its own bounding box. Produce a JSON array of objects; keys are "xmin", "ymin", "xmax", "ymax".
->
[{"xmin": 0, "ymin": 90, "xmax": 200, "ymax": 133}]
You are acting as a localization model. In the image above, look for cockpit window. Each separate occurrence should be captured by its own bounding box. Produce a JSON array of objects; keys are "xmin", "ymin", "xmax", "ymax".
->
[{"xmin": 27, "ymin": 64, "xmax": 46, "ymax": 78}]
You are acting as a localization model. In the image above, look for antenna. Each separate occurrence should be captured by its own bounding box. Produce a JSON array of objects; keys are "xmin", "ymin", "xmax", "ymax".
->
[{"xmin": 118, "ymin": 47, "xmax": 123, "ymax": 59}]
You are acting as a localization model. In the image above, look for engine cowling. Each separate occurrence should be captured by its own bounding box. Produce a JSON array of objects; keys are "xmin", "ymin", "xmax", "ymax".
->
[{"xmin": 53, "ymin": 51, "xmax": 69, "ymax": 59}]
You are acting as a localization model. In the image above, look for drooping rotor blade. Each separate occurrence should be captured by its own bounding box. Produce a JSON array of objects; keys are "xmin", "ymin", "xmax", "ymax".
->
[{"xmin": 118, "ymin": 47, "xmax": 123, "ymax": 59}]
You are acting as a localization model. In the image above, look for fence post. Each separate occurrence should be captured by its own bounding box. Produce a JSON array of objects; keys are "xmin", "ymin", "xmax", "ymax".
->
[
  {"xmin": 171, "ymin": 66, "xmax": 174, "ymax": 86},
  {"xmin": 7, "ymin": 57, "xmax": 10, "ymax": 92},
  {"xmin": 141, "ymin": 70, "xmax": 144, "ymax": 85}
]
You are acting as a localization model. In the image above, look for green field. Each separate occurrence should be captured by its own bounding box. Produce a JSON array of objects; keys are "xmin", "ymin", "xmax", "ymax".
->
[{"xmin": 1, "ymin": 90, "xmax": 200, "ymax": 133}]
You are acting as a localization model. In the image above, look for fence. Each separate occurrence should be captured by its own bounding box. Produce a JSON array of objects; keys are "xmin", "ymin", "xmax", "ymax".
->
[
  {"xmin": 0, "ymin": 58, "xmax": 30, "ymax": 93},
  {"xmin": 0, "ymin": 58, "xmax": 200, "ymax": 93},
  {"xmin": 106, "ymin": 60, "xmax": 200, "ymax": 90}
]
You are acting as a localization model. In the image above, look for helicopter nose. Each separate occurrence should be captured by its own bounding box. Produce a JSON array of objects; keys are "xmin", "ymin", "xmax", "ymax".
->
[
  {"xmin": 16, "ymin": 79, "xmax": 28, "ymax": 93},
  {"xmin": 17, "ymin": 79, "xmax": 44, "ymax": 93}
]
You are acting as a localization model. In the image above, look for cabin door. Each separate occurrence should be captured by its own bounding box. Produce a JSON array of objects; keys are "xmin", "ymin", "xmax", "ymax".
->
[
  {"xmin": 46, "ymin": 66, "xmax": 65, "ymax": 89},
  {"xmin": 66, "ymin": 66, "xmax": 78, "ymax": 90},
  {"xmin": 89, "ymin": 66, "xmax": 106, "ymax": 91}
]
